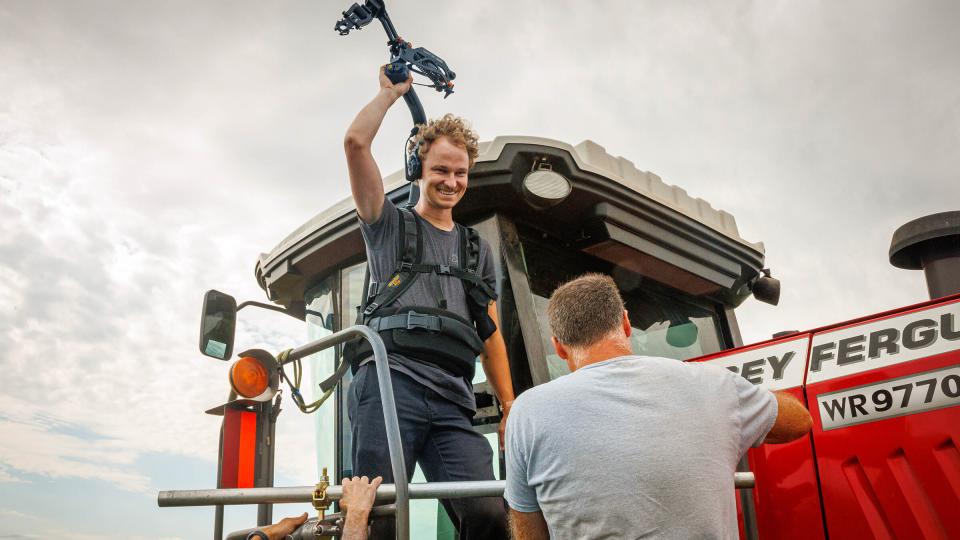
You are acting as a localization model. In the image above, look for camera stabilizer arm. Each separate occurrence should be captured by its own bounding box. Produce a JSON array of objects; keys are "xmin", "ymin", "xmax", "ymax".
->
[{"xmin": 335, "ymin": 0, "xmax": 457, "ymax": 126}]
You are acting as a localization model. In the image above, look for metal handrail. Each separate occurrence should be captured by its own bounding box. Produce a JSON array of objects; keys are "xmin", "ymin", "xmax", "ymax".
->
[
  {"xmin": 285, "ymin": 325, "xmax": 410, "ymax": 540},
  {"xmin": 159, "ymin": 480, "xmax": 508, "ymax": 507},
  {"xmin": 161, "ymin": 326, "xmax": 410, "ymax": 540},
  {"xmin": 159, "ymin": 473, "xmax": 755, "ymax": 508},
  {"xmin": 163, "ymin": 325, "xmax": 761, "ymax": 538}
]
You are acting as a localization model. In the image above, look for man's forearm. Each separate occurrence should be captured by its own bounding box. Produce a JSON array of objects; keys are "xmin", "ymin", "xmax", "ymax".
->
[
  {"xmin": 481, "ymin": 331, "xmax": 515, "ymax": 405},
  {"xmin": 480, "ymin": 301, "xmax": 515, "ymax": 404},
  {"xmin": 344, "ymin": 90, "xmax": 399, "ymax": 149},
  {"xmin": 342, "ymin": 510, "xmax": 371, "ymax": 540},
  {"xmin": 509, "ymin": 509, "xmax": 549, "ymax": 540},
  {"xmin": 344, "ymin": 88, "xmax": 402, "ymax": 222}
]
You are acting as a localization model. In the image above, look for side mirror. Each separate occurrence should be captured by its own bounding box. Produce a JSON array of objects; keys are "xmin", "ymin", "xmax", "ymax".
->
[
  {"xmin": 200, "ymin": 290, "xmax": 237, "ymax": 360},
  {"xmin": 751, "ymin": 269, "xmax": 781, "ymax": 306}
]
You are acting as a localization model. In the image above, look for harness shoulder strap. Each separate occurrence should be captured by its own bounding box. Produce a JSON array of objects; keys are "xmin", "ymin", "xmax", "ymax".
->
[
  {"xmin": 462, "ymin": 225, "xmax": 481, "ymax": 274},
  {"xmin": 362, "ymin": 207, "xmax": 423, "ymax": 318},
  {"xmin": 397, "ymin": 207, "xmax": 421, "ymax": 270},
  {"xmin": 451, "ymin": 224, "xmax": 495, "ymax": 297},
  {"xmin": 452, "ymin": 224, "xmax": 499, "ymax": 340}
]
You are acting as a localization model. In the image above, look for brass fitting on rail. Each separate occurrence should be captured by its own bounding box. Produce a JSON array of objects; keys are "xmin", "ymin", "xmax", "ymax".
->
[{"xmin": 312, "ymin": 467, "xmax": 331, "ymax": 519}]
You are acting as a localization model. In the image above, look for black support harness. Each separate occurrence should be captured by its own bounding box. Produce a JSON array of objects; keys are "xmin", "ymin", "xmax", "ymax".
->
[{"xmin": 351, "ymin": 207, "xmax": 498, "ymax": 379}]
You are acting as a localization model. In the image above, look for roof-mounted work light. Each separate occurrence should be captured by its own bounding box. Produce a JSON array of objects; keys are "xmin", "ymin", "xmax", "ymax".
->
[
  {"xmin": 750, "ymin": 268, "xmax": 781, "ymax": 306},
  {"xmin": 228, "ymin": 349, "xmax": 280, "ymax": 401},
  {"xmin": 521, "ymin": 158, "xmax": 572, "ymax": 210}
]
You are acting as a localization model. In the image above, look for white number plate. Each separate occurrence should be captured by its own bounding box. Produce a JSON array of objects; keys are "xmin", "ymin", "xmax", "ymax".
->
[{"xmin": 816, "ymin": 365, "xmax": 960, "ymax": 430}]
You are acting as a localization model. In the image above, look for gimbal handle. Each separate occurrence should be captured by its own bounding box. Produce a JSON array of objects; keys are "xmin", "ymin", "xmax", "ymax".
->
[{"xmin": 385, "ymin": 62, "xmax": 427, "ymax": 126}]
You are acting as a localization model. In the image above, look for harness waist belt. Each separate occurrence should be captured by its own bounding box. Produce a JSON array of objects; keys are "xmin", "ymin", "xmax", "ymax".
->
[
  {"xmin": 369, "ymin": 311, "xmax": 443, "ymax": 333},
  {"xmin": 359, "ymin": 308, "xmax": 484, "ymax": 379}
]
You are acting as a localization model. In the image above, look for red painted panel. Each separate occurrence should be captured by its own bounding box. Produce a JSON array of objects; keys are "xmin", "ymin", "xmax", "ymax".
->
[
  {"xmin": 220, "ymin": 408, "xmax": 241, "ymax": 489},
  {"xmin": 687, "ymin": 293, "xmax": 960, "ymax": 539},
  {"xmin": 807, "ymin": 351, "xmax": 960, "ymax": 540},
  {"xmin": 745, "ymin": 387, "xmax": 825, "ymax": 540},
  {"xmin": 220, "ymin": 407, "xmax": 258, "ymax": 489},
  {"xmin": 690, "ymin": 337, "xmax": 826, "ymax": 540},
  {"xmin": 237, "ymin": 410, "xmax": 257, "ymax": 489}
]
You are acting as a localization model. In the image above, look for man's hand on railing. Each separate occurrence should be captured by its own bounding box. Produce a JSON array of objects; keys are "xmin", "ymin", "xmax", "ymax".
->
[
  {"xmin": 251, "ymin": 512, "xmax": 307, "ymax": 540},
  {"xmin": 341, "ymin": 475, "xmax": 384, "ymax": 540}
]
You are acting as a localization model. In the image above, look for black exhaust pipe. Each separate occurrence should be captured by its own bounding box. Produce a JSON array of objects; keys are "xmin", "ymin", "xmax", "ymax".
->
[{"xmin": 889, "ymin": 211, "xmax": 960, "ymax": 299}]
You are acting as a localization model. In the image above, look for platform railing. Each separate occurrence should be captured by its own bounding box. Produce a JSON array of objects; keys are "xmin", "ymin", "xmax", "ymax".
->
[{"xmin": 159, "ymin": 325, "xmax": 757, "ymax": 539}]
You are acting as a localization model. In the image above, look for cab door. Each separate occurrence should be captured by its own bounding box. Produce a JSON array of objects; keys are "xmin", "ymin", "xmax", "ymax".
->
[{"xmin": 805, "ymin": 296, "xmax": 960, "ymax": 539}]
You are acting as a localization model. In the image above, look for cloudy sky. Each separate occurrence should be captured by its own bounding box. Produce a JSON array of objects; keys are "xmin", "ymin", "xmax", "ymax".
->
[{"xmin": 1, "ymin": 0, "xmax": 957, "ymax": 537}]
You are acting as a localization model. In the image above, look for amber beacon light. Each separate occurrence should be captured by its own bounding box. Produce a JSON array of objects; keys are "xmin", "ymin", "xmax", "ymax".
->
[{"xmin": 229, "ymin": 356, "xmax": 274, "ymax": 399}]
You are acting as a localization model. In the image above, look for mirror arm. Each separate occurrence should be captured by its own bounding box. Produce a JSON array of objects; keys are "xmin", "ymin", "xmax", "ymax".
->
[{"xmin": 236, "ymin": 300, "xmax": 294, "ymax": 317}]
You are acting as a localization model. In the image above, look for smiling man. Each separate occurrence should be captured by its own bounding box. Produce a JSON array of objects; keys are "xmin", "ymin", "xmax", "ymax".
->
[{"xmin": 340, "ymin": 68, "xmax": 514, "ymax": 539}]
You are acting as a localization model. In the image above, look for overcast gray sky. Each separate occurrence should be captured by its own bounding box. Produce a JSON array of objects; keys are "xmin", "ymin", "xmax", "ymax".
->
[{"xmin": 1, "ymin": 1, "xmax": 958, "ymax": 538}]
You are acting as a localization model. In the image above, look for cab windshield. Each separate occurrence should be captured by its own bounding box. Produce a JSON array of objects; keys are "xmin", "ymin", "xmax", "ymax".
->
[{"xmin": 520, "ymin": 228, "xmax": 724, "ymax": 379}]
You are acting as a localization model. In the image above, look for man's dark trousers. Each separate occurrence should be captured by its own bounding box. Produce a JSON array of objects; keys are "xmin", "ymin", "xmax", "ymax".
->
[{"xmin": 348, "ymin": 363, "xmax": 508, "ymax": 539}]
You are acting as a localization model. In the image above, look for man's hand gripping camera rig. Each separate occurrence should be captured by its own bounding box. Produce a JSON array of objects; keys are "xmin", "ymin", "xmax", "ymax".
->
[
  {"xmin": 336, "ymin": 0, "xmax": 458, "ymax": 191},
  {"xmin": 335, "ymin": 0, "xmax": 456, "ymax": 127}
]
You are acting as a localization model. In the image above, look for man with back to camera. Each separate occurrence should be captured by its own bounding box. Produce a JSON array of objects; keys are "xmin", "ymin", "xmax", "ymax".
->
[
  {"xmin": 339, "ymin": 67, "xmax": 515, "ymax": 538},
  {"xmin": 505, "ymin": 273, "xmax": 814, "ymax": 540}
]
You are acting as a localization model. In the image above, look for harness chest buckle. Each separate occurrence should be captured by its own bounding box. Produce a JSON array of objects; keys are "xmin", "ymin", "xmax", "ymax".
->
[{"xmin": 438, "ymin": 264, "xmax": 451, "ymax": 275}]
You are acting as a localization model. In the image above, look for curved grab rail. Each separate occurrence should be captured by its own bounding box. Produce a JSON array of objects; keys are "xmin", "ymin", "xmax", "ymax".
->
[
  {"xmin": 161, "ymin": 325, "xmax": 409, "ymax": 540},
  {"xmin": 288, "ymin": 325, "xmax": 408, "ymax": 540}
]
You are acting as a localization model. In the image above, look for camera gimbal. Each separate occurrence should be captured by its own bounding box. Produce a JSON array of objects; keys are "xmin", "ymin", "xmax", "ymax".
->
[{"xmin": 335, "ymin": 0, "xmax": 457, "ymax": 126}]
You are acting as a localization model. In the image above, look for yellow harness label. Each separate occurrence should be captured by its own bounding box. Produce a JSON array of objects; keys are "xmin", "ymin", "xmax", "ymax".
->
[{"xmin": 387, "ymin": 275, "xmax": 402, "ymax": 288}]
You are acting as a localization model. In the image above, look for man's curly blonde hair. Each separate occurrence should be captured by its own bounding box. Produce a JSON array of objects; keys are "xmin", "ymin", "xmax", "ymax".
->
[{"xmin": 407, "ymin": 113, "xmax": 480, "ymax": 168}]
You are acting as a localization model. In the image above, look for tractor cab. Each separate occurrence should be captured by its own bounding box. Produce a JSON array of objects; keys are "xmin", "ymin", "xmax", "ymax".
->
[{"xmin": 249, "ymin": 136, "xmax": 772, "ymax": 536}]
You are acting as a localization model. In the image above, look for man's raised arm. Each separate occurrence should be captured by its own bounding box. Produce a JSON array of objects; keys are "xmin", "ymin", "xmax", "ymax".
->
[{"xmin": 343, "ymin": 68, "xmax": 413, "ymax": 224}]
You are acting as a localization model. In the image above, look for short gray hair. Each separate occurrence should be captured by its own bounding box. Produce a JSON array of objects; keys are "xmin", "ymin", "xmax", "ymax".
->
[{"xmin": 547, "ymin": 273, "xmax": 625, "ymax": 347}]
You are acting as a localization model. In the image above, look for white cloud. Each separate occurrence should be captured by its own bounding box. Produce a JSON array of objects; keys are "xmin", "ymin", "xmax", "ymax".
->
[
  {"xmin": 0, "ymin": 411, "xmax": 148, "ymax": 493},
  {"xmin": 0, "ymin": 508, "xmax": 39, "ymax": 520},
  {"xmin": 0, "ymin": 467, "xmax": 27, "ymax": 484},
  {"xmin": 0, "ymin": 75, "xmax": 316, "ymax": 495}
]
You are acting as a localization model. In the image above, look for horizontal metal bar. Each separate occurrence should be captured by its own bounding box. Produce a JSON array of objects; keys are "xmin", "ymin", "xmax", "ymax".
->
[
  {"xmin": 159, "ymin": 480, "xmax": 505, "ymax": 507},
  {"xmin": 159, "ymin": 474, "xmax": 755, "ymax": 508}
]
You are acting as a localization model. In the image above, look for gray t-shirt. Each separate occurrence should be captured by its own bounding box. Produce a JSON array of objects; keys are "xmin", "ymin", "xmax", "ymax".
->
[
  {"xmin": 359, "ymin": 196, "xmax": 496, "ymax": 412},
  {"xmin": 505, "ymin": 355, "xmax": 778, "ymax": 540}
]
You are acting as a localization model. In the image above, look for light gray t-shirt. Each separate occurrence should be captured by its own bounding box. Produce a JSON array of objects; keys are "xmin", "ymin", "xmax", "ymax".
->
[
  {"xmin": 359, "ymin": 196, "xmax": 496, "ymax": 412},
  {"xmin": 505, "ymin": 355, "xmax": 777, "ymax": 540}
]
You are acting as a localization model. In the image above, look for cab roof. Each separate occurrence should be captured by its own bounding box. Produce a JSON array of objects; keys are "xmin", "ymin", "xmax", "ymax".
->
[{"xmin": 259, "ymin": 135, "xmax": 763, "ymax": 272}]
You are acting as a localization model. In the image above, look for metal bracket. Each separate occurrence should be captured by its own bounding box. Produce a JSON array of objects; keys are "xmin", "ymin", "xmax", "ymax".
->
[{"xmin": 312, "ymin": 467, "xmax": 332, "ymax": 519}]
